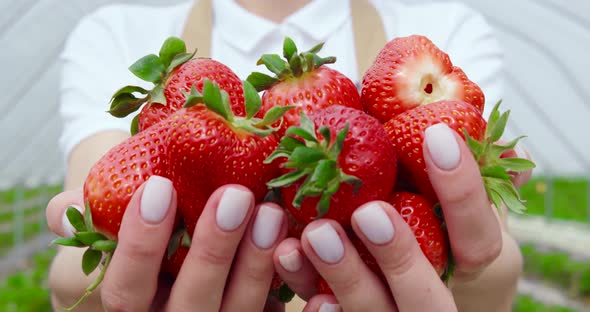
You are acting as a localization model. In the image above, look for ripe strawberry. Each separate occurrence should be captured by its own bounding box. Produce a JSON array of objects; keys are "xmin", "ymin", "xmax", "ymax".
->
[
  {"xmin": 266, "ymin": 105, "xmax": 397, "ymax": 229},
  {"xmin": 84, "ymin": 119, "xmax": 171, "ymax": 239},
  {"xmin": 361, "ymin": 35, "xmax": 485, "ymax": 123},
  {"xmin": 384, "ymin": 100, "xmax": 535, "ymax": 212},
  {"xmin": 247, "ymin": 37, "xmax": 362, "ymax": 135},
  {"xmin": 167, "ymin": 79, "xmax": 290, "ymax": 236},
  {"xmin": 389, "ymin": 191, "xmax": 449, "ymax": 275},
  {"xmin": 161, "ymin": 227, "xmax": 191, "ymax": 278},
  {"xmin": 107, "ymin": 37, "xmax": 244, "ymax": 134}
]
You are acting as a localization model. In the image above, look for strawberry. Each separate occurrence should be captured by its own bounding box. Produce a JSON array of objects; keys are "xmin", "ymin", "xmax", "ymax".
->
[
  {"xmin": 247, "ymin": 37, "xmax": 362, "ymax": 135},
  {"xmin": 384, "ymin": 100, "xmax": 535, "ymax": 213},
  {"xmin": 360, "ymin": 35, "xmax": 485, "ymax": 123},
  {"xmin": 319, "ymin": 192, "xmax": 450, "ymax": 294},
  {"xmin": 388, "ymin": 191, "xmax": 449, "ymax": 276},
  {"xmin": 107, "ymin": 37, "xmax": 244, "ymax": 134},
  {"xmin": 266, "ymin": 105, "xmax": 397, "ymax": 229},
  {"xmin": 166, "ymin": 79, "xmax": 290, "ymax": 236}
]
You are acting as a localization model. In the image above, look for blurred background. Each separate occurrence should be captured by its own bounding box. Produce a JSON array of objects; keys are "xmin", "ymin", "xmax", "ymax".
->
[{"xmin": 0, "ymin": 0, "xmax": 589, "ymax": 311}]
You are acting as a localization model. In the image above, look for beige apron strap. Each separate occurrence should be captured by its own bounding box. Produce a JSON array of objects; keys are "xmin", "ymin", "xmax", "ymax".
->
[
  {"xmin": 351, "ymin": 0, "xmax": 388, "ymax": 78},
  {"xmin": 179, "ymin": 0, "xmax": 387, "ymax": 76},
  {"xmin": 180, "ymin": 0, "xmax": 213, "ymax": 57}
]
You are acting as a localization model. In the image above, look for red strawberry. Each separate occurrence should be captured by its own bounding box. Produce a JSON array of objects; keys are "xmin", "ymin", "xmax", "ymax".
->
[
  {"xmin": 384, "ymin": 100, "xmax": 535, "ymax": 213},
  {"xmin": 247, "ymin": 37, "xmax": 362, "ymax": 135},
  {"xmin": 107, "ymin": 37, "xmax": 244, "ymax": 134},
  {"xmin": 161, "ymin": 228, "xmax": 191, "ymax": 278},
  {"xmin": 84, "ymin": 119, "xmax": 171, "ymax": 239},
  {"xmin": 361, "ymin": 35, "xmax": 485, "ymax": 123},
  {"xmin": 267, "ymin": 105, "xmax": 397, "ymax": 229},
  {"xmin": 167, "ymin": 80, "xmax": 289, "ymax": 236},
  {"xmin": 388, "ymin": 191, "xmax": 449, "ymax": 275}
]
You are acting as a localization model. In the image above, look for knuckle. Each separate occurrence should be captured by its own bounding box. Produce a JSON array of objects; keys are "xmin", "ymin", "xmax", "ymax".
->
[
  {"xmin": 331, "ymin": 267, "xmax": 363, "ymax": 296},
  {"xmin": 445, "ymin": 182, "xmax": 479, "ymax": 206},
  {"xmin": 456, "ymin": 238, "xmax": 502, "ymax": 271},
  {"xmin": 243, "ymin": 259, "xmax": 272, "ymax": 285},
  {"xmin": 379, "ymin": 233, "xmax": 418, "ymax": 277},
  {"xmin": 101, "ymin": 289, "xmax": 132, "ymax": 312},
  {"xmin": 191, "ymin": 243, "xmax": 234, "ymax": 268},
  {"xmin": 121, "ymin": 238, "xmax": 161, "ymax": 262}
]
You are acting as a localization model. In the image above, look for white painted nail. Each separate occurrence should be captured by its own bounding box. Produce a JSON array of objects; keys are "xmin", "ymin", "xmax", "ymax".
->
[
  {"xmin": 425, "ymin": 123, "xmax": 460, "ymax": 170},
  {"xmin": 354, "ymin": 202, "xmax": 395, "ymax": 244},
  {"xmin": 216, "ymin": 187, "xmax": 253, "ymax": 231},
  {"xmin": 252, "ymin": 205, "xmax": 284, "ymax": 249},
  {"xmin": 279, "ymin": 249, "xmax": 303, "ymax": 272},
  {"xmin": 319, "ymin": 303, "xmax": 341, "ymax": 312},
  {"xmin": 62, "ymin": 205, "xmax": 82, "ymax": 238},
  {"xmin": 307, "ymin": 223, "xmax": 344, "ymax": 264},
  {"xmin": 140, "ymin": 175, "xmax": 173, "ymax": 224}
]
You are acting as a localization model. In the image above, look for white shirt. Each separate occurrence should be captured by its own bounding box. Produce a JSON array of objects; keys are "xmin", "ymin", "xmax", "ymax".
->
[{"xmin": 59, "ymin": 0, "xmax": 503, "ymax": 160}]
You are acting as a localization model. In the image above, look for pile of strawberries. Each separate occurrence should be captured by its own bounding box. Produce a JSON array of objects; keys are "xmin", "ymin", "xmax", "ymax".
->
[{"xmin": 56, "ymin": 35, "xmax": 534, "ymax": 301}]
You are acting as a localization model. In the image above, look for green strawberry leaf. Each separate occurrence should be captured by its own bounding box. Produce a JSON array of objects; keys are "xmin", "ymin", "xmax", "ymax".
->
[
  {"xmin": 481, "ymin": 165, "xmax": 512, "ymax": 180},
  {"xmin": 91, "ymin": 240, "xmax": 117, "ymax": 252},
  {"xmin": 257, "ymin": 54, "xmax": 289, "ymax": 76},
  {"xmin": 307, "ymin": 42, "xmax": 325, "ymax": 54},
  {"xmin": 287, "ymin": 147, "xmax": 326, "ymax": 167},
  {"xmin": 243, "ymin": 80, "xmax": 261, "ymax": 119},
  {"xmin": 278, "ymin": 284, "xmax": 295, "ymax": 303},
  {"xmin": 255, "ymin": 106, "xmax": 293, "ymax": 127},
  {"xmin": 246, "ymin": 72, "xmax": 279, "ymax": 92},
  {"xmin": 202, "ymin": 79, "xmax": 231, "ymax": 121},
  {"xmin": 167, "ymin": 50, "xmax": 196, "ymax": 73},
  {"xmin": 267, "ymin": 169, "xmax": 308, "ymax": 188},
  {"xmin": 331, "ymin": 124, "xmax": 349, "ymax": 157},
  {"xmin": 286, "ymin": 126, "xmax": 318, "ymax": 143},
  {"xmin": 108, "ymin": 93, "xmax": 148, "ymax": 118},
  {"xmin": 183, "ymin": 85, "xmax": 204, "ymax": 108},
  {"xmin": 66, "ymin": 206, "xmax": 86, "ymax": 232},
  {"xmin": 130, "ymin": 114, "xmax": 140, "ymax": 135},
  {"xmin": 283, "ymin": 37, "xmax": 298, "ymax": 61},
  {"xmin": 150, "ymin": 83, "xmax": 166, "ymax": 105},
  {"xmin": 84, "ymin": 200, "xmax": 94, "ymax": 232},
  {"xmin": 129, "ymin": 54, "xmax": 166, "ymax": 83},
  {"xmin": 497, "ymin": 157, "xmax": 536, "ymax": 172},
  {"xmin": 82, "ymin": 249, "xmax": 102, "ymax": 276},
  {"xmin": 111, "ymin": 85, "xmax": 149, "ymax": 99},
  {"xmin": 51, "ymin": 237, "xmax": 85, "ymax": 247},
  {"xmin": 318, "ymin": 126, "xmax": 332, "ymax": 148},
  {"xmin": 75, "ymin": 232, "xmax": 107, "ymax": 246},
  {"xmin": 159, "ymin": 36, "xmax": 186, "ymax": 68}
]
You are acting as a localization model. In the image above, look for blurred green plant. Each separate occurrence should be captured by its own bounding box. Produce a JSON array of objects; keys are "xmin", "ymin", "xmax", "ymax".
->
[
  {"xmin": 513, "ymin": 295, "xmax": 577, "ymax": 312},
  {"xmin": 0, "ymin": 248, "xmax": 56, "ymax": 312}
]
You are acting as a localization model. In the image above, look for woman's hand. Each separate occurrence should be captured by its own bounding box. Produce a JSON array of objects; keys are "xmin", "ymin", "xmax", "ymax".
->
[
  {"xmin": 280, "ymin": 124, "xmax": 532, "ymax": 312},
  {"xmin": 46, "ymin": 177, "xmax": 294, "ymax": 311}
]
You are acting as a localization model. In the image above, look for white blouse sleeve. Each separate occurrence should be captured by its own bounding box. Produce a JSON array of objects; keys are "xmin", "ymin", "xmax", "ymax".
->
[{"xmin": 58, "ymin": 6, "xmax": 138, "ymax": 161}]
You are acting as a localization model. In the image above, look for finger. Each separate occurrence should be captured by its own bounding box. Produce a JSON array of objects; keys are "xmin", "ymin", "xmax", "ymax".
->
[
  {"xmin": 302, "ymin": 294, "xmax": 341, "ymax": 312},
  {"xmin": 274, "ymin": 238, "xmax": 318, "ymax": 300},
  {"xmin": 101, "ymin": 176, "xmax": 177, "ymax": 312},
  {"xmin": 352, "ymin": 201, "xmax": 456, "ymax": 311},
  {"xmin": 221, "ymin": 203, "xmax": 288, "ymax": 311},
  {"xmin": 46, "ymin": 188, "xmax": 84, "ymax": 237},
  {"xmin": 424, "ymin": 123, "xmax": 502, "ymax": 279},
  {"xmin": 167, "ymin": 185, "xmax": 254, "ymax": 311},
  {"xmin": 300, "ymin": 220, "xmax": 395, "ymax": 311}
]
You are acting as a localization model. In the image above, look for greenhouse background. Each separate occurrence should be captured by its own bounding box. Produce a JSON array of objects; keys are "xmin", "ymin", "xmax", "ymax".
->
[{"xmin": 1, "ymin": 0, "xmax": 589, "ymax": 311}]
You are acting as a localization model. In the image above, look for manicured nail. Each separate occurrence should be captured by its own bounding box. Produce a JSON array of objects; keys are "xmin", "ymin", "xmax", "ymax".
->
[
  {"xmin": 279, "ymin": 249, "xmax": 303, "ymax": 272},
  {"xmin": 216, "ymin": 187, "xmax": 253, "ymax": 231},
  {"xmin": 307, "ymin": 223, "xmax": 344, "ymax": 264},
  {"xmin": 425, "ymin": 123, "xmax": 460, "ymax": 170},
  {"xmin": 252, "ymin": 205, "xmax": 284, "ymax": 249},
  {"xmin": 354, "ymin": 202, "xmax": 394, "ymax": 244},
  {"xmin": 319, "ymin": 303, "xmax": 341, "ymax": 312},
  {"xmin": 62, "ymin": 205, "xmax": 82, "ymax": 238},
  {"xmin": 140, "ymin": 176, "xmax": 173, "ymax": 224}
]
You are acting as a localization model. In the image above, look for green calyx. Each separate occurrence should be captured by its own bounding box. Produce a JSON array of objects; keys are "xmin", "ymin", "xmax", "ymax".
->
[
  {"xmin": 246, "ymin": 37, "xmax": 337, "ymax": 92},
  {"xmin": 265, "ymin": 112, "xmax": 362, "ymax": 217},
  {"xmin": 183, "ymin": 78, "xmax": 293, "ymax": 137},
  {"xmin": 108, "ymin": 37, "xmax": 196, "ymax": 125},
  {"xmin": 464, "ymin": 101, "xmax": 536, "ymax": 214},
  {"xmin": 51, "ymin": 203, "xmax": 116, "ymax": 311}
]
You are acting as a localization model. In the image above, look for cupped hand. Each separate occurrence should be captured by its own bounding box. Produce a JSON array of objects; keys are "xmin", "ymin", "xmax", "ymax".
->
[
  {"xmin": 46, "ymin": 177, "xmax": 299, "ymax": 311},
  {"xmin": 278, "ymin": 124, "xmax": 533, "ymax": 312}
]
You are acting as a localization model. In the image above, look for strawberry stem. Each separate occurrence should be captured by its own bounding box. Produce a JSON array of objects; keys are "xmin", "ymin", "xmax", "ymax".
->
[
  {"xmin": 464, "ymin": 101, "xmax": 536, "ymax": 214},
  {"xmin": 183, "ymin": 79, "xmax": 293, "ymax": 137},
  {"xmin": 63, "ymin": 252, "xmax": 113, "ymax": 311},
  {"xmin": 246, "ymin": 37, "xmax": 337, "ymax": 92},
  {"xmin": 265, "ymin": 112, "xmax": 362, "ymax": 217}
]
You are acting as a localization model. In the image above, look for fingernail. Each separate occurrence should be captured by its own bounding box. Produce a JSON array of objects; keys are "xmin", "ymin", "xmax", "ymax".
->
[
  {"xmin": 354, "ymin": 202, "xmax": 395, "ymax": 244},
  {"xmin": 425, "ymin": 123, "xmax": 461, "ymax": 170},
  {"xmin": 252, "ymin": 205, "xmax": 284, "ymax": 249},
  {"xmin": 319, "ymin": 303, "xmax": 341, "ymax": 312},
  {"xmin": 307, "ymin": 223, "xmax": 344, "ymax": 264},
  {"xmin": 62, "ymin": 205, "xmax": 82, "ymax": 238},
  {"xmin": 140, "ymin": 176, "xmax": 173, "ymax": 224},
  {"xmin": 216, "ymin": 187, "xmax": 253, "ymax": 231},
  {"xmin": 279, "ymin": 249, "xmax": 303, "ymax": 272}
]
